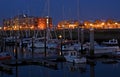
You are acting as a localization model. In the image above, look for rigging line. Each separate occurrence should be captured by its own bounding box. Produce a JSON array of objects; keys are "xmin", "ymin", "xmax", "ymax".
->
[
  {"xmin": 77, "ymin": 0, "xmax": 80, "ymax": 21},
  {"xmin": 47, "ymin": 0, "xmax": 50, "ymax": 16},
  {"xmin": 36, "ymin": 0, "xmax": 45, "ymax": 17},
  {"xmin": 62, "ymin": 5, "xmax": 65, "ymax": 20},
  {"xmin": 41, "ymin": 0, "xmax": 47, "ymax": 16}
]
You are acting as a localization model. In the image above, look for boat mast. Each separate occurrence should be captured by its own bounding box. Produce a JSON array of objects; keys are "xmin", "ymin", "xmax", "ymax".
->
[
  {"xmin": 47, "ymin": 0, "xmax": 49, "ymax": 16},
  {"xmin": 44, "ymin": 0, "xmax": 50, "ymax": 57},
  {"xmin": 77, "ymin": 0, "xmax": 80, "ymax": 44},
  {"xmin": 62, "ymin": 6, "xmax": 65, "ymax": 40},
  {"xmin": 46, "ymin": 0, "xmax": 50, "ymax": 41}
]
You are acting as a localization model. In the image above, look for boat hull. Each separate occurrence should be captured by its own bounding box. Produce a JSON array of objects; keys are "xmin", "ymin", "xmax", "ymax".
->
[{"xmin": 0, "ymin": 56, "xmax": 11, "ymax": 60}]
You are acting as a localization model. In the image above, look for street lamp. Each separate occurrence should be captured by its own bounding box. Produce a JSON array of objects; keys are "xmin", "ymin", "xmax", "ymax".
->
[
  {"xmin": 59, "ymin": 35, "xmax": 63, "ymax": 56},
  {"xmin": 59, "ymin": 35, "xmax": 62, "ymax": 39}
]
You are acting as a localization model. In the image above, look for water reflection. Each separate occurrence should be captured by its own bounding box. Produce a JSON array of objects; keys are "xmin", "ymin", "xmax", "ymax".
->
[
  {"xmin": 5, "ymin": 46, "xmax": 59, "ymax": 59},
  {"xmin": 0, "ymin": 46, "xmax": 120, "ymax": 77},
  {"xmin": 89, "ymin": 61, "xmax": 95, "ymax": 77},
  {"xmin": 67, "ymin": 63, "xmax": 87, "ymax": 73},
  {"xmin": 15, "ymin": 64, "xmax": 18, "ymax": 77}
]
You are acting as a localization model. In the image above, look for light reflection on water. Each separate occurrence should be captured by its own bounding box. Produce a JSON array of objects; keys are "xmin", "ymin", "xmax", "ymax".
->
[
  {"xmin": 1, "ymin": 46, "xmax": 120, "ymax": 77},
  {"xmin": 5, "ymin": 46, "xmax": 59, "ymax": 59}
]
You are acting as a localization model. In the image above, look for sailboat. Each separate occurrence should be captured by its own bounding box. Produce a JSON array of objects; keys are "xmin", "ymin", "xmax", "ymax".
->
[
  {"xmin": 27, "ymin": 37, "xmax": 45, "ymax": 48},
  {"xmin": 63, "ymin": 50, "xmax": 87, "ymax": 63},
  {"xmin": 0, "ymin": 46, "xmax": 12, "ymax": 60},
  {"xmin": 0, "ymin": 52, "xmax": 12, "ymax": 60}
]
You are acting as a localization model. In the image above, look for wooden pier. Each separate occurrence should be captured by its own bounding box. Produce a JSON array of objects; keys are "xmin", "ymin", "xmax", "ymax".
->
[{"xmin": 1, "ymin": 58, "xmax": 58, "ymax": 70}]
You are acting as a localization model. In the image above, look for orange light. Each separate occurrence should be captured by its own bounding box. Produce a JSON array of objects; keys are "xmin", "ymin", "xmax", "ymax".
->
[{"xmin": 30, "ymin": 26, "xmax": 34, "ymax": 29}]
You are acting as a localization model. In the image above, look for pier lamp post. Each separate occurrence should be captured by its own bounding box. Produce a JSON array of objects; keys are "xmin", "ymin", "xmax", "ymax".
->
[{"xmin": 59, "ymin": 35, "xmax": 63, "ymax": 56}]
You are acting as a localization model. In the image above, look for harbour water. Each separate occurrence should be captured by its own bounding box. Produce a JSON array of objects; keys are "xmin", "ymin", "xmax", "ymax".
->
[{"xmin": 0, "ymin": 46, "xmax": 120, "ymax": 77}]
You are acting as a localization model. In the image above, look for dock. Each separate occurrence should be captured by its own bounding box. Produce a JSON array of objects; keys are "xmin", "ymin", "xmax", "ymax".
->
[{"xmin": 1, "ymin": 57, "xmax": 59, "ymax": 70}]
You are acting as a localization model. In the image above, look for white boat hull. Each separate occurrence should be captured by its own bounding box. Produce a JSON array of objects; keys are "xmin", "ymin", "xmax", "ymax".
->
[
  {"xmin": 64, "ymin": 56, "xmax": 87, "ymax": 63},
  {"xmin": 94, "ymin": 46, "xmax": 119, "ymax": 54},
  {"xmin": 63, "ymin": 50, "xmax": 87, "ymax": 64},
  {"xmin": 27, "ymin": 42, "xmax": 45, "ymax": 48}
]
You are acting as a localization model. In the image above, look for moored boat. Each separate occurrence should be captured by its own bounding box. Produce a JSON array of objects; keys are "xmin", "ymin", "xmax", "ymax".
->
[
  {"xmin": 101, "ymin": 38, "xmax": 118, "ymax": 46},
  {"xmin": 27, "ymin": 37, "xmax": 45, "ymax": 48},
  {"xmin": 84, "ymin": 41, "xmax": 119, "ymax": 56},
  {"xmin": 63, "ymin": 50, "xmax": 87, "ymax": 63},
  {"xmin": 0, "ymin": 52, "xmax": 12, "ymax": 60}
]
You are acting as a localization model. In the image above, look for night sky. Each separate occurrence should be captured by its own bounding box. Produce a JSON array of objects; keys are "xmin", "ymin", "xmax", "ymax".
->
[{"xmin": 0, "ymin": 0, "xmax": 120, "ymax": 26}]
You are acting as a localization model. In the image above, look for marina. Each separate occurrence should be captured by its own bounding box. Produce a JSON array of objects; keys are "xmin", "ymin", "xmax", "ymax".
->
[
  {"xmin": 0, "ymin": 26, "xmax": 120, "ymax": 77},
  {"xmin": 1, "ymin": 23, "xmax": 120, "ymax": 77},
  {"xmin": 0, "ymin": 44, "xmax": 120, "ymax": 77},
  {"xmin": 0, "ymin": 58, "xmax": 120, "ymax": 77},
  {"xmin": 0, "ymin": 0, "xmax": 120, "ymax": 77}
]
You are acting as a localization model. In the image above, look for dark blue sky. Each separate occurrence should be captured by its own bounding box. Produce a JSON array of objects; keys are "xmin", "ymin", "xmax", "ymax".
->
[{"xmin": 0, "ymin": 0, "xmax": 120, "ymax": 26}]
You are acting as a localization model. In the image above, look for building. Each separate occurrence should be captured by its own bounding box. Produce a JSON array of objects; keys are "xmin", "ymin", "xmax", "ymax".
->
[
  {"xmin": 83, "ymin": 19, "xmax": 120, "ymax": 29},
  {"xmin": 38, "ymin": 16, "xmax": 52, "ymax": 30},
  {"xmin": 57, "ymin": 20, "xmax": 80, "ymax": 29},
  {"xmin": 57, "ymin": 19, "xmax": 120, "ymax": 29},
  {"xmin": 3, "ymin": 14, "xmax": 53, "ymax": 30}
]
